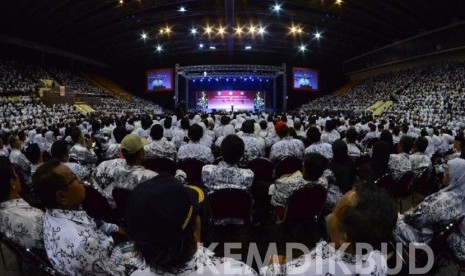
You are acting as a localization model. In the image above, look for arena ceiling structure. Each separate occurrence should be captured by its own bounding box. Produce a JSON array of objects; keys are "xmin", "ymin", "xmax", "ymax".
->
[{"xmin": 1, "ymin": 0, "xmax": 465, "ymax": 66}]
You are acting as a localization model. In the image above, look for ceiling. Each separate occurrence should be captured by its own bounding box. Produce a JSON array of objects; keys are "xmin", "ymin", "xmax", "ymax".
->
[{"xmin": 1, "ymin": 0, "xmax": 464, "ymax": 67}]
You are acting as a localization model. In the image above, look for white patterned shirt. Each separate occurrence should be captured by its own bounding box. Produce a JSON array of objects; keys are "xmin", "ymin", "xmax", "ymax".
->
[
  {"xmin": 305, "ymin": 142, "xmax": 333, "ymax": 161},
  {"xmin": 44, "ymin": 209, "xmax": 124, "ymax": 276},
  {"xmin": 9, "ymin": 148, "xmax": 32, "ymax": 186},
  {"xmin": 261, "ymin": 241, "xmax": 387, "ymax": 276},
  {"xmin": 178, "ymin": 142, "xmax": 214, "ymax": 164},
  {"xmin": 388, "ymin": 153, "xmax": 412, "ymax": 181},
  {"xmin": 130, "ymin": 246, "xmax": 257, "ymax": 276},
  {"xmin": 0, "ymin": 198, "xmax": 44, "ymax": 249},
  {"xmin": 240, "ymin": 134, "xmax": 265, "ymax": 166},
  {"xmin": 202, "ymin": 161, "xmax": 254, "ymax": 193},
  {"xmin": 69, "ymin": 143, "xmax": 98, "ymax": 166},
  {"xmin": 94, "ymin": 159, "xmax": 127, "ymax": 190},
  {"xmin": 144, "ymin": 140, "xmax": 177, "ymax": 161},
  {"xmin": 105, "ymin": 144, "xmax": 121, "ymax": 160},
  {"xmin": 269, "ymin": 136, "xmax": 305, "ymax": 163},
  {"xmin": 321, "ymin": 129, "xmax": 341, "ymax": 144},
  {"xmin": 347, "ymin": 143, "xmax": 361, "ymax": 158},
  {"xmin": 409, "ymin": 152, "xmax": 432, "ymax": 180}
]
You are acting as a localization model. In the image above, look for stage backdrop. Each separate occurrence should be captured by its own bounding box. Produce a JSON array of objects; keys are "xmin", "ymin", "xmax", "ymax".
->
[{"xmin": 202, "ymin": 91, "xmax": 256, "ymax": 110}]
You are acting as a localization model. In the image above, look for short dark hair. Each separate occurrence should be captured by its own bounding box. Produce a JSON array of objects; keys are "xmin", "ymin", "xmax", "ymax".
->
[
  {"xmin": 141, "ymin": 115, "xmax": 153, "ymax": 130},
  {"xmin": 51, "ymin": 140, "xmax": 69, "ymax": 160},
  {"xmin": 188, "ymin": 124, "xmax": 203, "ymax": 142},
  {"xmin": 70, "ymin": 127, "xmax": 82, "ymax": 144},
  {"xmin": 25, "ymin": 143, "xmax": 42, "ymax": 164},
  {"xmin": 32, "ymin": 159, "xmax": 67, "ymax": 209},
  {"xmin": 164, "ymin": 117, "xmax": 172, "ymax": 129},
  {"xmin": 113, "ymin": 126, "xmax": 127, "ymax": 144},
  {"xmin": 415, "ymin": 136, "xmax": 428, "ymax": 153},
  {"xmin": 150, "ymin": 124, "xmax": 164, "ymax": 141},
  {"xmin": 345, "ymin": 128, "xmax": 358, "ymax": 143},
  {"xmin": 220, "ymin": 116, "xmax": 230, "ymax": 126},
  {"xmin": 0, "ymin": 157, "xmax": 16, "ymax": 202},
  {"xmin": 307, "ymin": 126, "xmax": 321, "ymax": 143},
  {"xmin": 303, "ymin": 152, "xmax": 328, "ymax": 181},
  {"xmin": 259, "ymin": 120, "xmax": 267, "ymax": 130},
  {"xmin": 241, "ymin": 120, "xmax": 255, "ymax": 134},
  {"xmin": 341, "ymin": 186, "xmax": 397, "ymax": 250},
  {"xmin": 180, "ymin": 118, "xmax": 190, "ymax": 130},
  {"xmin": 399, "ymin": 135, "xmax": 414, "ymax": 153},
  {"xmin": 221, "ymin": 135, "xmax": 244, "ymax": 164}
]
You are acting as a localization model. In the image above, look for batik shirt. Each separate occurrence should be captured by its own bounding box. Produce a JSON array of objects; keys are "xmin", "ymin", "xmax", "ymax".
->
[
  {"xmin": 94, "ymin": 159, "xmax": 126, "ymax": 190},
  {"xmin": 44, "ymin": 209, "xmax": 125, "ymax": 276},
  {"xmin": 104, "ymin": 144, "xmax": 121, "ymax": 160},
  {"xmin": 305, "ymin": 142, "xmax": 333, "ymax": 161},
  {"xmin": 261, "ymin": 241, "xmax": 387, "ymax": 276},
  {"xmin": 388, "ymin": 153, "xmax": 412, "ymax": 181},
  {"xmin": 240, "ymin": 134, "xmax": 265, "ymax": 166},
  {"xmin": 69, "ymin": 143, "xmax": 98, "ymax": 166},
  {"xmin": 344, "ymin": 143, "xmax": 360, "ymax": 159},
  {"xmin": 0, "ymin": 198, "xmax": 44, "ymax": 249},
  {"xmin": 144, "ymin": 140, "xmax": 177, "ymax": 161},
  {"xmin": 409, "ymin": 152, "xmax": 432, "ymax": 180},
  {"xmin": 65, "ymin": 162, "xmax": 92, "ymax": 180},
  {"xmin": 104, "ymin": 164, "xmax": 158, "ymax": 204},
  {"xmin": 129, "ymin": 246, "xmax": 257, "ymax": 276},
  {"xmin": 202, "ymin": 161, "xmax": 254, "ymax": 193},
  {"xmin": 9, "ymin": 148, "xmax": 32, "ymax": 186},
  {"xmin": 270, "ymin": 170, "xmax": 328, "ymax": 207},
  {"xmin": 178, "ymin": 142, "xmax": 214, "ymax": 164},
  {"xmin": 321, "ymin": 129, "xmax": 341, "ymax": 144},
  {"xmin": 269, "ymin": 136, "xmax": 305, "ymax": 163},
  {"xmin": 0, "ymin": 147, "xmax": 8, "ymax": 157}
]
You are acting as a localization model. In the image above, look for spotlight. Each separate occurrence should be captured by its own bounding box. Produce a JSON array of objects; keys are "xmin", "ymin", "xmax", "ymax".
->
[
  {"xmin": 140, "ymin": 32, "xmax": 148, "ymax": 40},
  {"xmin": 314, "ymin": 32, "xmax": 322, "ymax": 39},
  {"xmin": 272, "ymin": 3, "xmax": 282, "ymax": 13},
  {"xmin": 258, "ymin": 26, "xmax": 266, "ymax": 35},
  {"xmin": 299, "ymin": 44, "xmax": 307, "ymax": 52},
  {"xmin": 164, "ymin": 27, "xmax": 172, "ymax": 35},
  {"xmin": 191, "ymin": 28, "xmax": 198, "ymax": 35},
  {"xmin": 244, "ymin": 45, "xmax": 252, "ymax": 50},
  {"xmin": 335, "ymin": 0, "xmax": 343, "ymax": 5},
  {"xmin": 234, "ymin": 26, "xmax": 244, "ymax": 36},
  {"xmin": 159, "ymin": 28, "xmax": 165, "ymax": 35},
  {"xmin": 217, "ymin": 26, "xmax": 226, "ymax": 36},
  {"xmin": 289, "ymin": 25, "xmax": 298, "ymax": 34},
  {"xmin": 119, "ymin": 0, "xmax": 124, "ymax": 4},
  {"xmin": 155, "ymin": 45, "xmax": 163, "ymax": 52},
  {"xmin": 248, "ymin": 25, "xmax": 257, "ymax": 35},
  {"xmin": 199, "ymin": 43, "xmax": 204, "ymax": 49},
  {"xmin": 178, "ymin": 6, "xmax": 186, "ymax": 12},
  {"xmin": 204, "ymin": 25, "xmax": 213, "ymax": 35}
]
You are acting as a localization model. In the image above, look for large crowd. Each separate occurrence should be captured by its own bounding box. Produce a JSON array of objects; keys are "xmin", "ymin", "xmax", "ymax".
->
[{"xmin": 0, "ymin": 59, "xmax": 465, "ymax": 275}]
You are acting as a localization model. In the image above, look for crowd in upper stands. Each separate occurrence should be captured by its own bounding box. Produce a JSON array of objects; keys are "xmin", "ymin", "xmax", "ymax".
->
[{"xmin": 1, "ymin": 58, "xmax": 465, "ymax": 275}]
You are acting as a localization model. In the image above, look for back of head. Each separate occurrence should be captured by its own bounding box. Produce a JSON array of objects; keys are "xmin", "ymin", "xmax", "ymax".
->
[
  {"xmin": 51, "ymin": 140, "xmax": 69, "ymax": 161},
  {"xmin": 303, "ymin": 152, "xmax": 328, "ymax": 181},
  {"xmin": 25, "ymin": 143, "xmax": 41, "ymax": 164},
  {"xmin": 275, "ymin": 121, "xmax": 289, "ymax": 138},
  {"xmin": 341, "ymin": 186, "xmax": 397, "ymax": 250},
  {"xmin": 332, "ymin": 139, "xmax": 348, "ymax": 163},
  {"xmin": 70, "ymin": 127, "xmax": 82, "ymax": 144},
  {"xmin": 220, "ymin": 116, "xmax": 230, "ymax": 126},
  {"xmin": 141, "ymin": 115, "xmax": 153, "ymax": 130},
  {"xmin": 345, "ymin": 128, "xmax": 358, "ymax": 143},
  {"xmin": 0, "ymin": 157, "xmax": 14, "ymax": 202},
  {"xmin": 379, "ymin": 130, "xmax": 393, "ymax": 147},
  {"xmin": 371, "ymin": 141, "xmax": 390, "ymax": 175},
  {"xmin": 188, "ymin": 124, "xmax": 203, "ymax": 142},
  {"xmin": 32, "ymin": 158, "xmax": 66, "ymax": 209},
  {"xmin": 164, "ymin": 117, "xmax": 172, "ymax": 129},
  {"xmin": 150, "ymin": 124, "xmax": 164, "ymax": 141},
  {"xmin": 399, "ymin": 135, "xmax": 414, "ymax": 153},
  {"xmin": 221, "ymin": 135, "xmax": 244, "ymax": 164},
  {"xmin": 113, "ymin": 126, "xmax": 128, "ymax": 144},
  {"xmin": 241, "ymin": 120, "xmax": 255, "ymax": 134},
  {"xmin": 415, "ymin": 136, "xmax": 428, "ymax": 153},
  {"xmin": 307, "ymin": 126, "xmax": 321, "ymax": 143},
  {"xmin": 259, "ymin": 120, "xmax": 267, "ymax": 130},
  {"xmin": 180, "ymin": 118, "xmax": 190, "ymax": 130}
]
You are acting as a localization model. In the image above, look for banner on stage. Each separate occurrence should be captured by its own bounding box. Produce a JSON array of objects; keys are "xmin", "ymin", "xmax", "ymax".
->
[{"xmin": 197, "ymin": 91, "xmax": 264, "ymax": 111}]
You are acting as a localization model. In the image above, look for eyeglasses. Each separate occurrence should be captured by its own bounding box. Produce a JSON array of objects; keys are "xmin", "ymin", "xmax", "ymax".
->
[{"xmin": 61, "ymin": 175, "xmax": 82, "ymax": 190}]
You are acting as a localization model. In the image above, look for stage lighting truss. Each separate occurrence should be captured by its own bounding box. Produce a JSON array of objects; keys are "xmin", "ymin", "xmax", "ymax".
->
[{"xmin": 177, "ymin": 64, "xmax": 284, "ymax": 80}]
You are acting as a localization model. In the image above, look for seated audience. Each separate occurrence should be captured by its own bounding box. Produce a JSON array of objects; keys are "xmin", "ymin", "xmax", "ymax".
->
[
  {"xmin": 388, "ymin": 135, "xmax": 413, "ymax": 181},
  {"xmin": 0, "ymin": 157, "xmax": 44, "ymax": 249},
  {"xmin": 409, "ymin": 136, "xmax": 432, "ymax": 181},
  {"xmin": 202, "ymin": 134, "xmax": 254, "ymax": 193},
  {"xmin": 178, "ymin": 124, "xmax": 214, "ymax": 164},
  {"xmin": 394, "ymin": 158, "xmax": 465, "ymax": 261},
  {"xmin": 104, "ymin": 126, "xmax": 126, "ymax": 160},
  {"xmin": 269, "ymin": 121, "xmax": 305, "ymax": 163},
  {"xmin": 263, "ymin": 186, "xmax": 397, "ymax": 275},
  {"xmin": 357, "ymin": 141, "xmax": 391, "ymax": 185},
  {"xmin": 305, "ymin": 126, "xmax": 333, "ymax": 160},
  {"xmin": 8, "ymin": 134, "xmax": 32, "ymax": 186},
  {"xmin": 125, "ymin": 174, "xmax": 257, "ymax": 275},
  {"xmin": 144, "ymin": 124, "xmax": 177, "ymax": 161},
  {"xmin": 69, "ymin": 127, "xmax": 98, "ymax": 166},
  {"xmin": 345, "ymin": 127, "xmax": 361, "ymax": 159},
  {"xmin": 239, "ymin": 120, "xmax": 265, "ymax": 166},
  {"xmin": 329, "ymin": 139, "xmax": 356, "ymax": 194},
  {"xmin": 33, "ymin": 159, "xmax": 125, "ymax": 275}
]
